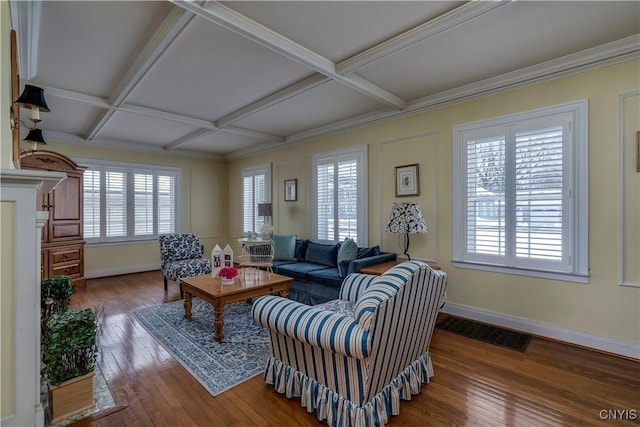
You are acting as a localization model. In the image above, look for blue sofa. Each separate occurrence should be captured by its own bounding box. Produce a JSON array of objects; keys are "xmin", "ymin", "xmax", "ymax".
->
[{"xmin": 270, "ymin": 237, "xmax": 396, "ymax": 305}]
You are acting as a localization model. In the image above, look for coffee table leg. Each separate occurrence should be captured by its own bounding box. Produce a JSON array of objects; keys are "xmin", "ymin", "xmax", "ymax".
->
[
  {"xmin": 213, "ymin": 301, "xmax": 224, "ymax": 341},
  {"xmin": 281, "ymin": 289, "xmax": 289, "ymax": 299},
  {"xmin": 184, "ymin": 291, "xmax": 192, "ymax": 319}
]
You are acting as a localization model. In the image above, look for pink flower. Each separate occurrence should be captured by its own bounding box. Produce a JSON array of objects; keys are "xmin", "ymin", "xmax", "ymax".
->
[{"xmin": 218, "ymin": 267, "xmax": 239, "ymax": 280}]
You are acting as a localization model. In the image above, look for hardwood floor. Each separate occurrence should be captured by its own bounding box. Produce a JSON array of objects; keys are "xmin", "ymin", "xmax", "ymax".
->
[{"xmin": 69, "ymin": 271, "xmax": 640, "ymax": 427}]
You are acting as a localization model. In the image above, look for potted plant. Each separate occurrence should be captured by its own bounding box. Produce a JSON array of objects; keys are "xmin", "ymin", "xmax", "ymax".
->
[
  {"xmin": 41, "ymin": 275, "xmax": 76, "ymax": 340},
  {"xmin": 43, "ymin": 308, "xmax": 98, "ymax": 423}
]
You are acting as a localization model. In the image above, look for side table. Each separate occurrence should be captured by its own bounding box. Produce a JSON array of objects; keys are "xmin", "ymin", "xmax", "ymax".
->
[{"xmin": 360, "ymin": 260, "xmax": 440, "ymax": 276}]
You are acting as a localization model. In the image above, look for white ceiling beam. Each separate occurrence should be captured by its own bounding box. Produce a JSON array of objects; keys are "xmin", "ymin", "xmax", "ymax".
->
[
  {"xmin": 36, "ymin": 84, "xmax": 112, "ymax": 109},
  {"xmin": 216, "ymin": 74, "xmax": 330, "ymax": 128},
  {"xmin": 336, "ymin": 1, "xmax": 512, "ymax": 74},
  {"xmin": 170, "ymin": 0, "xmax": 406, "ymax": 109},
  {"xmin": 164, "ymin": 129, "xmax": 216, "ymax": 150},
  {"xmin": 9, "ymin": 0, "xmax": 41, "ymax": 80},
  {"xmin": 86, "ymin": 6, "xmax": 196, "ymax": 140},
  {"xmin": 119, "ymin": 104, "xmax": 216, "ymax": 129},
  {"xmin": 220, "ymin": 126, "xmax": 284, "ymax": 142},
  {"xmin": 45, "ymin": 130, "xmax": 222, "ymax": 160},
  {"xmin": 39, "ymin": 83, "xmax": 283, "ymax": 143}
]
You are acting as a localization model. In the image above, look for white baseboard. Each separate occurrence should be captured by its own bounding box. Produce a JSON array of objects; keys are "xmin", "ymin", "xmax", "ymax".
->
[
  {"xmin": 85, "ymin": 263, "xmax": 160, "ymax": 279},
  {"xmin": 441, "ymin": 302, "xmax": 640, "ymax": 360}
]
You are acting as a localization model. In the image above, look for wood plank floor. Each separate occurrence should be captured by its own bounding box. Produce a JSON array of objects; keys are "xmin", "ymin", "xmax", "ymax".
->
[{"xmin": 68, "ymin": 271, "xmax": 640, "ymax": 426}]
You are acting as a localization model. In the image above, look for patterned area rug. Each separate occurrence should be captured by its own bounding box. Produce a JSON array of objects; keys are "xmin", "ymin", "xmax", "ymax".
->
[{"xmin": 132, "ymin": 298, "xmax": 269, "ymax": 396}]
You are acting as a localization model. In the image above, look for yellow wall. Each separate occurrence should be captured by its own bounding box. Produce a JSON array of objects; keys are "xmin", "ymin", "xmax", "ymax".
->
[
  {"xmin": 1, "ymin": 1, "xmax": 15, "ymax": 419},
  {"xmin": 228, "ymin": 60, "xmax": 640, "ymax": 343},
  {"xmin": 0, "ymin": 202, "xmax": 16, "ymax": 419},
  {"xmin": 45, "ymin": 142, "xmax": 228, "ymax": 276}
]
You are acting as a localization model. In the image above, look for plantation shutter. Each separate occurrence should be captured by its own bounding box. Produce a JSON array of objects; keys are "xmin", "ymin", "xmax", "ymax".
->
[
  {"xmin": 157, "ymin": 174, "xmax": 176, "ymax": 235},
  {"xmin": 465, "ymin": 130, "xmax": 506, "ymax": 258},
  {"xmin": 462, "ymin": 116, "xmax": 568, "ymax": 270},
  {"xmin": 316, "ymin": 163, "xmax": 334, "ymax": 241},
  {"xmin": 83, "ymin": 169, "xmax": 101, "ymax": 239},
  {"xmin": 105, "ymin": 169, "xmax": 127, "ymax": 238},
  {"xmin": 134, "ymin": 173, "xmax": 154, "ymax": 236},
  {"xmin": 313, "ymin": 146, "xmax": 366, "ymax": 244},
  {"xmin": 514, "ymin": 121, "xmax": 564, "ymax": 263},
  {"xmin": 241, "ymin": 165, "xmax": 270, "ymax": 234}
]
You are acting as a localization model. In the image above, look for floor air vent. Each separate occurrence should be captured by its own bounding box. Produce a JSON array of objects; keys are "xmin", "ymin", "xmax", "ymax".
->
[{"xmin": 436, "ymin": 316, "xmax": 532, "ymax": 352}]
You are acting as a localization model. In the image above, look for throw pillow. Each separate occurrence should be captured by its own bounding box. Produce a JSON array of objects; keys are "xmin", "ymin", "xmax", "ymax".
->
[
  {"xmin": 337, "ymin": 238, "xmax": 358, "ymax": 277},
  {"xmin": 294, "ymin": 239, "xmax": 308, "ymax": 261},
  {"xmin": 305, "ymin": 240, "xmax": 339, "ymax": 267},
  {"xmin": 271, "ymin": 234, "xmax": 296, "ymax": 261}
]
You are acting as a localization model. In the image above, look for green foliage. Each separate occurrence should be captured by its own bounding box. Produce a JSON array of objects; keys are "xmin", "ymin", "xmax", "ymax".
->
[
  {"xmin": 43, "ymin": 308, "xmax": 97, "ymax": 386},
  {"xmin": 41, "ymin": 275, "xmax": 76, "ymax": 342}
]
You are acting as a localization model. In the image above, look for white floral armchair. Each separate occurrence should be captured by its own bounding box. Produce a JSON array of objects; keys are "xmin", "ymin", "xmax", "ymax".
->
[{"xmin": 252, "ymin": 261, "xmax": 447, "ymax": 426}]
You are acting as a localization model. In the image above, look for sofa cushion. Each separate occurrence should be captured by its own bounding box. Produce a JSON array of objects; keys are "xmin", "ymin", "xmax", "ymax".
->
[
  {"xmin": 275, "ymin": 262, "xmax": 331, "ymax": 282},
  {"xmin": 357, "ymin": 245, "xmax": 381, "ymax": 259},
  {"xmin": 337, "ymin": 238, "xmax": 358, "ymax": 277},
  {"xmin": 272, "ymin": 234, "xmax": 296, "ymax": 260},
  {"xmin": 295, "ymin": 239, "xmax": 308, "ymax": 261},
  {"xmin": 307, "ymin": 267, "xmax": 343, "ymax": 289},
  {"xmin": 306, "ymin": 240, "xmax": 338, "ymax": 267}
]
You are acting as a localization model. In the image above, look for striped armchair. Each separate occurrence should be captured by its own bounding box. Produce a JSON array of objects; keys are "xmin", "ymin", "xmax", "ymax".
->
[{"xmin": 252, "ymin": 261, "xmax": 447, "ymax": 426}]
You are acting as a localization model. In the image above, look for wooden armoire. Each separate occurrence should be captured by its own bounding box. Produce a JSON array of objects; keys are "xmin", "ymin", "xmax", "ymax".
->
[{"xmin": 20, "ymin": 150, "xmax": 87, "ymax": 287}]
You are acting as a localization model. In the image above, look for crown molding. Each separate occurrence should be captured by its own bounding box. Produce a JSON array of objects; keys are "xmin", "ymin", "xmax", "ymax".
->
[
  {"xmin": 9, "ymin": 0, "xmax": 41, "ymax": 81},
  {"xmin": 337, "ymin": 1, "xmax": 510, "ymax": 75},
  {"xmin": 227, "ymin": 35, "xmax": 640, "ymax": 160}
]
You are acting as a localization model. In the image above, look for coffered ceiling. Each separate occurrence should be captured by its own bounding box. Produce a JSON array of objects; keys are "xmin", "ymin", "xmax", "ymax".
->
[{"xmin": 10, "ymin": 1, "xmax": 640, "ymax": 160}]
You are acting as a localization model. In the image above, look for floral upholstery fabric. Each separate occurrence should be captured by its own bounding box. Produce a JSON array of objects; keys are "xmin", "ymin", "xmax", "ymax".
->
[{"xmin": 159, "ymin": 234, "xmax": 211, "ymax": 284}]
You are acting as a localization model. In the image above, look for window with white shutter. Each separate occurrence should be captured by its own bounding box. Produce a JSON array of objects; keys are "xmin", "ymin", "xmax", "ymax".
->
[
  {"xmin": 81, "ymin": 160, "xmax": 180, "ymax": 243},
  {"xmin": 453, "ymin": 100, "xmax": 588, "ymax": 282},
  {"xmin": 241, "ymin": 164, "xmax": 271, "ymax": 234},
  {"xmin": 313, "ymin": 146, "xmax": 368, "ymax": 245}
]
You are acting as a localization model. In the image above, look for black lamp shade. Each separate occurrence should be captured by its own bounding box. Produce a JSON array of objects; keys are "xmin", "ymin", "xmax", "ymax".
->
[
  {"xmin": 258, "ymin": 203, "xmax": 272, "ymax": 217},
  {"xmin": 16, "ymin": 85, "xmax": 50, "ymax": 112},
  {"xmin": 24, "ymin": 128, "xmax": 47, "ymax": 145}
]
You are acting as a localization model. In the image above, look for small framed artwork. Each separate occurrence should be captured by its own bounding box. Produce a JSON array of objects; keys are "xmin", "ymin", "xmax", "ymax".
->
[
  {"xmin": 395, "ymin": 164, "xmax": 419, "ymax": 197},
  {"xmin": 284, "ymin": 179, "xmax": 297, "ymax": 201}
]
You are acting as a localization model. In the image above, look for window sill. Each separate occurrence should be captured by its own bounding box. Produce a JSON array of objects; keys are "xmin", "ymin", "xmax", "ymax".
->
[
  {"xmin": 452, "ymin": 261, "xmax": 589, "ymax": 284},
  {"xmin": 86, "ymin": 239, "xmax": 159, "ymax": 248}
]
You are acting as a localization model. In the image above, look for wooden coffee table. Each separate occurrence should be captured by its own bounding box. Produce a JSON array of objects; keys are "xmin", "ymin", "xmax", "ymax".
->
[{"xmin": 180, "ymin": 269, "xmax": 292, "ymax": 341}]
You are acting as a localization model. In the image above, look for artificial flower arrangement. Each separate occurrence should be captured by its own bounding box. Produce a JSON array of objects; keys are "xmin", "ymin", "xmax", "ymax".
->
[{"xmin": 218, "ymin": 266, "xmax": 239, "ymax": 281}]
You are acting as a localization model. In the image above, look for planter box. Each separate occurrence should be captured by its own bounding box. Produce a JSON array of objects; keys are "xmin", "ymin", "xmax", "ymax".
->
[{"xmin": 48, "ymin": 371, "xmax": 95, "ymax": 424}]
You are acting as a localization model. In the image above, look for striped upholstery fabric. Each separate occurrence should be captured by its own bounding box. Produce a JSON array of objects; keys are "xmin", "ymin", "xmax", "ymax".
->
[{"xmin": 252, "ymin": 261, "xmax": 447, "ymax": 426}]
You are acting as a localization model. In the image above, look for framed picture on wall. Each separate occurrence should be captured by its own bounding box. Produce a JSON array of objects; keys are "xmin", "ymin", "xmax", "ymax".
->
[
  {"xmin": 395, "ymin": 164, "xmax": 419, "ymax": 197},
  {"xmin": 285, "ymin": 179, "xmax": 297, "ymax": 201}
]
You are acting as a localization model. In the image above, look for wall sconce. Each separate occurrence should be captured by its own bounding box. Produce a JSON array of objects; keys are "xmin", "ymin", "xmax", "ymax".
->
[
  {"xmin": 24, "ymin": 128, "xmax": 47, "ymax": 151},
  {"xmin": 11, "ymin": 84, "xmax": 51, "ymax": 152},
  {"xmin": 15, "ymin": 84, "xmax": 50, "ymax": 122}
]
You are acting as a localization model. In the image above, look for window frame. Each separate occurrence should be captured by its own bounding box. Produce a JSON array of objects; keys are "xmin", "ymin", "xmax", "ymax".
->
[
  {"xmin": 311, "ymin": 145, "xmax": 368, "ymax": 245},
  {"xmin": 241, "ymin": 163, "xmax": 271, "ymax": 234},
  {"xmin": 452, "ymin": 100, "xmax": 589, "ymax": 283},
  {"xmin": 77, "ymin": 158, "xmax": 181, "ymax": 245}
]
